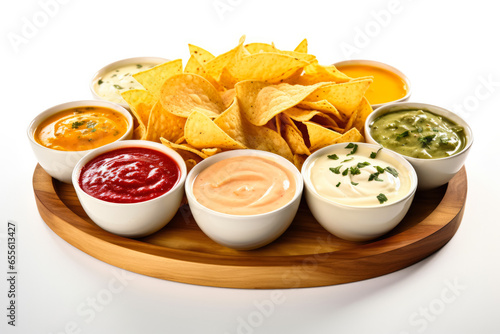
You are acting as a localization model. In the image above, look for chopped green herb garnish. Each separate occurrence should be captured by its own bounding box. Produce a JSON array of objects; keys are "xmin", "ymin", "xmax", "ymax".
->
[
  {"xmin": 329, "ymin": 165, "xmax": 343, "ymax": 174},
  {"xmin": 345, "ymin": 143, "xmax": 358, "ymax": 156},
  {"xmin": 342, "ymin": 168, "xmax": 349, "ymax": 176},
  {"xmin": 327, "ymin": 154, "xmax": 339, "ymax": 160},
  {"xmin": 357, "ymin": 161, "xmax": 370, "ymax": 168},
  {"xmin": 377, "ymin": 193, "xmax": 388, "ymax": 204},
  {"xmin": 351, "ymin": 181, "xmax": 359, "ymax": 186},
  {"xmin": 71, "ymin": 121, "xmax": 85, "ymax": 129},
  {"xmin": 385, "ymin": 166, "xmax": 399, "ymax": 178},
  {"xmin": 370, "ymin": 147, "xmax": 382, "ymax": 159},
  {"xmin": 336, "ymin": 182, "xmax": 341, "ymax": 187},
  {"xmin": 396, "ymin": 130, "xmax": 409, "ymax": 139},
  {"xmin": 419, "ymin": 134, "xmax": 436, "ymax": 147},
  {"xmin": 341, "ymin": 157, "xmax": 354, "ymax": 163},
  {"xmin": 375, "ymin": 166, "xmax": 385, "ymax": 174},
  {"xmin": 98, "ymin": 79, "xmax": 103, "ymax": 85},
  {"xmin": 349, "ymin": 166, "xmax": 361, "ymax": 175},
  {"xmin": 86, "ymin": 121, "xmax": 97, "ymax": 129},
  {"xmin": 114, "ymin": 84, "xmax": 124, "ymax": 90},
  {"xmin": 369, "ymin": 172, "xmax": 383, "ymax": 182},
  {"xmin": 136, "ymin": 64, "xmax": 143, "ymax": 69}
]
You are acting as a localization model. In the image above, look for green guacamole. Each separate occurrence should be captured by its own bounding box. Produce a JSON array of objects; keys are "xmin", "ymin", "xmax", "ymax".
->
[{"xmin": 369, "ymin": 109, "xmax": 466, "ymax": 159}]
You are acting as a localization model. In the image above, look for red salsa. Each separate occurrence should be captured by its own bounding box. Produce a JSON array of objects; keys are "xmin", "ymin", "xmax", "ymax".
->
[{"xmin": 79, "ymin": 147, "xmax": 180, "ymax": 203}]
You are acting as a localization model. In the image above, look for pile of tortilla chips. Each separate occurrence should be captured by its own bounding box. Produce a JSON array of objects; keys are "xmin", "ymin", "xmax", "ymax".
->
[{"xmin": 121, "ymin": 36, "xmax": 374, "ymax": 171}]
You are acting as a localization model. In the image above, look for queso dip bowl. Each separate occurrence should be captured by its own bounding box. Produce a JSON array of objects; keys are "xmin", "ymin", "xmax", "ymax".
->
[
  {"xmin": 365, "ymin": 102, "xmax": 473, "ymax": 190},
  {"xmin": 334, "ymin": 59, "xmax": 411, "ymax": 109},
  {"xmin": 27, "ymin": 100, "xmax": 133, "ymax": 184},
  {"xmin": 185, "ymin": 149, "xmax": 303, "ymax": 250}
]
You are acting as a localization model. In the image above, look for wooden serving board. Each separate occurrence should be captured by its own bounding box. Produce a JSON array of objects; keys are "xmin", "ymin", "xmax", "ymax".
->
[{"xmin": 33, "ymin": 164, "xmax": 467, "ymax": 289}]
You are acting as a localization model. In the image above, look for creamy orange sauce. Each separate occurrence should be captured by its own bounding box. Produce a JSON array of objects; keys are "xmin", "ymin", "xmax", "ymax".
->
[
  {"xmin": 35, "ymin": 106, "xmax": 128, "ymax": 151},
  {"xmin": 337, "ymin": 64, "xmax": 408, "ymax": 105},
  {"xmin": 193, "ymin": 156, "xmax": 296, "ymax": 215}
]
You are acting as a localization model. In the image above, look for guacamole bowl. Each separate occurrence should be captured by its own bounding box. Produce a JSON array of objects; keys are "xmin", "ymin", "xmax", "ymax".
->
[
  {"xmin": 28, "ymin": 100, "xmax": 133, "ymax": 184},
  {"xmin": 185, "ymin": 149, "xmax": 303, "ymax": 250},
  {"xmin": 365, "ymin": 102, "xmax": 473, "ymax": 190}
]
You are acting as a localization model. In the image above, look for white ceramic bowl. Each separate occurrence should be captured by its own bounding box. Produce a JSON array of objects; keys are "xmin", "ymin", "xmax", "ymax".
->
[
  {"xmin": 27, "ymin": 100, "xmax": 133, "ymax": 184},
  {"xmin": 185, "ymin": 150, "xmax": 303, "ymax": 250},
  {"xmin": 334, "ymin": 59, "xmax": 411, "ymax": 109},
  {"xmin": 302, "ymin": 142, "xmax": 418, "ymax": 242},
  {"xmin": 90, "ymin": 56, "xmax": 168, "ymax": 109},
  {"xmin": 72, "ymin": 140, "xmax": 187, "ymax": 238},
  {"xmin": 364, "ymin": 102, "xmax": 473, "ymax": 191}
]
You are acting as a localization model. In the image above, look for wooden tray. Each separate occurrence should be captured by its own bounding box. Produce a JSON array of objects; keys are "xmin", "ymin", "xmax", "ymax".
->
[{"xmin": 33, "ymin": 164, "xmax": 467, "ymax": 289}]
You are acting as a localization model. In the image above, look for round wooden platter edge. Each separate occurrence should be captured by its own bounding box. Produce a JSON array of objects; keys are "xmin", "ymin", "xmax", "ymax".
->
[{"xmin": 32, "ymin": 165, "xmax": 467, "ymax": 289}]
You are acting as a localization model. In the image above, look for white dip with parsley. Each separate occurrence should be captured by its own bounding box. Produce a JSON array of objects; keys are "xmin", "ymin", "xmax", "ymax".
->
[
  {"xmin": 95, "ymin": 63, "xmax": 156, "ymax": 105},
  {"xmin": 309, "ymin": 143, "xmax": 413, "ymax": 206}
]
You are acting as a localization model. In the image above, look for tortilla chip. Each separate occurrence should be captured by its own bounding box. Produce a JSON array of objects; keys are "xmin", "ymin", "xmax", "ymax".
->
[
  {"xmin": 184, "ymin": 55, "xmax": 222, "ymax": 91},
  {"xmin": 304, "ymin": 79, "xmax": 372, "ymax": 117},
  {"xmin": 352, "ymin": 97, "xmax": 373, "ymax": 136},
  {"xmin": 120, "ymin": 89, "xmax": 156, "ymax": 128},
  {"xmin": 184, "ymin": 110, "xmax": 246, "ymax": 150},
  {"xmin": 204, "ymin": 35, "xmax": 246, "ymax": 82},
  {"xmin": 293, "ymin": 153, "xmax": 307, "ymax": 171},
  {"xmin": 132, "ymin": 59, "xmax": 183, "ymax": 98},
  {"xmin": 296, "ymin": 63, "xmax": 351, "ymax": 85},
  {"xmin": 144, "ymin": 101, "xmax": 186, "ymax": 143},
  {"xmin": 294, "ymin": 39, "xmax": 308, "ymax": 53},
  {"xmin": 235, "ymin": 81, "xmax": 324, "ymax": 126},
  {"xmin": 227, "ymin": 53, "xmax": 309, "ymax": 84},
  {"xmin": 160, "ymin": 137, "xmax": 208, "ymax": 159},
  {"xmin": 297, "ymin": 100, "xmax": 344, "ymax": 122},
  {"xmin": 188, "ymin": 44, "xmax": 215, "ymax": 66},
  {"xmin": 160, "ymin": 73, "xmax": 225, "ymax": 118},
  {"xmin": 283, "ymin": 123, "xmax": 311, "ymax": 155},
  {"xmin": 304, "ymin": 121, "xmax": 342, "ymax": 152},
  {"xmin": 214, "ymin": 98, "xmax": 294, "ymax": 161},
  {"xmin": 245, "ymin": 42, "xmax": 278, "ymax": 54}
]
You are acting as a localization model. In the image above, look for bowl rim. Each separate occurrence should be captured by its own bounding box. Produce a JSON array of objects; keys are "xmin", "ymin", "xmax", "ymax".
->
[
  {"xmin": 301, "ymin": 142, "xmax": 418, "ymax": 209},
  {"xmin": 185, "ymin": 149, "xmax": 304, "ymax": 219},
  {"xmin": 72, "ymin": 139, "xmax": 187, "ymax": 206},
  {"xmin": 89, "ymin": 56, "xmax": 169, "ymax": 108},
  {"xmin": 333, "ymin": 59, "xmax": 412, "ymax": 108},
  {"xmin": 364, "ymin": 101, "xmax": 474, "ymax": 162},
  {"xmin": 27, "ymin": 99, "xmax": 134, "ymax": 154}
]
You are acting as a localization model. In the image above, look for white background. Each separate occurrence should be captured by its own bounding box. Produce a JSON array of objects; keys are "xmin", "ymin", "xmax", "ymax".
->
[{"xmin": 1, "ymin": 0, "xmax": 499, "ymax": 333}]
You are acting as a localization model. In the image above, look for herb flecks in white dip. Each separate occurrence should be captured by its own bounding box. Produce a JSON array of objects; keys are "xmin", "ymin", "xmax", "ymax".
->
[
  {"xmin": 309, "ymin": 143, "xmax": 412, "ymax": 206},
  {"xmin": 95, "ymin": 63, "xmax": 156, "ymax": 105}
]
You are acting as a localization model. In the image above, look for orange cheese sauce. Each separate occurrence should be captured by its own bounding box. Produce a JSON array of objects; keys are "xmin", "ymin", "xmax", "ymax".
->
[
  {"xmin": 193, "ymin": 156, "xmax": 296, "ymax": 215},
  {"xmin": 35, "ymin": 106, "xmax": 128, "ymax": 151},
  {"xmin": 337, "ymin": 64, "xmax": 408, "ymax": 105}
]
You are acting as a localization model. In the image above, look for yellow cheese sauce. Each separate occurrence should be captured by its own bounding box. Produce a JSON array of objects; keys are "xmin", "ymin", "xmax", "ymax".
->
[
  {"xmin": 35, "ymin": 106, "xmax": 128, "ymax": 151},
  {"xmin": 337, "ymin": 64, "xmax": 408, "ymax": 105}
]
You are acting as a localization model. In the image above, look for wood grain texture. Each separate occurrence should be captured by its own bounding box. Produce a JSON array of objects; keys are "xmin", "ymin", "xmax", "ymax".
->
[{"xmin": 33, "ymin": 164, "xmax": 467, "ymax": 289}]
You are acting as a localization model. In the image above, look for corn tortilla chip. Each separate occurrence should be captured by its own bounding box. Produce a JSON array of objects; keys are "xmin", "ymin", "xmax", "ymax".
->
[
  {"xmin": 133, "ymin": 59, "xmax": 183, "ymax": 98},
  {"xmin": 305, "ymin": 79, "xmax": 372, "ymax": 117},
  {"xmin": 144, "ymin": 101, "xmax": 186, "ymax": 143},
  {"xmin": 214, "ymin": 99, "xmax": 293, "ymax": 161},
  {"xmin": 235, "ymin": 81, "xmax": 324, "ymax": 126},
  {"xmin": 160, "ymin": 73, "xmax": 225, "ymax": 118},
  {"xmin": 184, "ymin": 110, "xmax": 246, "ymax": 150}
]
